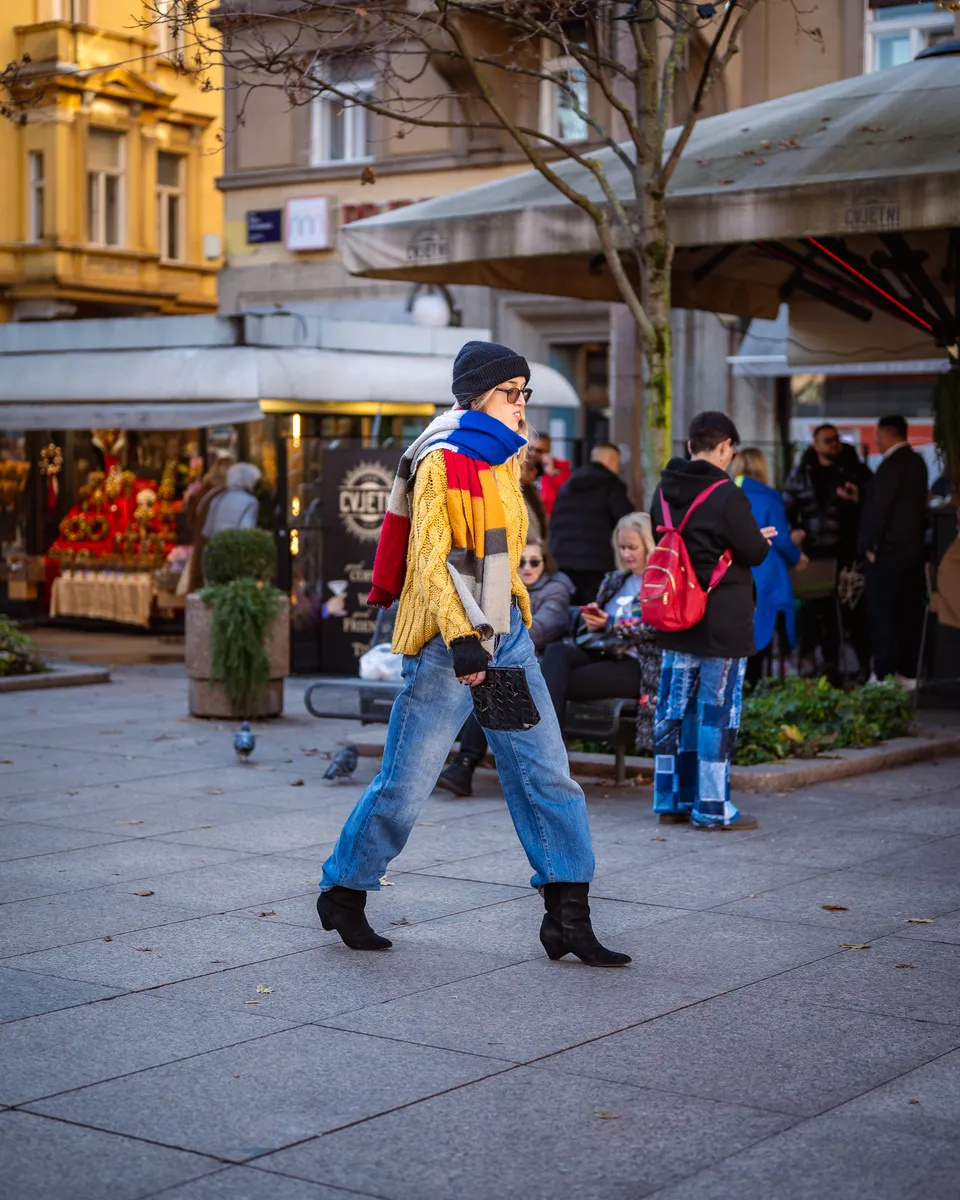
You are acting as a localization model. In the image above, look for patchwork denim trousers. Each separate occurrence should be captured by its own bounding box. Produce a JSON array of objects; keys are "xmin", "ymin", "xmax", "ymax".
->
[
  {"xmin": 321, "ymin": 606, "xmax": 595, "ymax": 890},
  {"xmin": 652, "ymin": 651, "xmax": 748, "ymax": 828}
]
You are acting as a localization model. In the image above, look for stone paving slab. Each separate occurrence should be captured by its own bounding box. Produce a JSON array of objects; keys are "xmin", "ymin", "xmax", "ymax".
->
[
  {"xmin": 150, "ymin": 1167, "xmax": 372, "ymax": 1200},
  {"xmin": 534, "ymin": 991, "xmax": 960, "ymax": 1117},
  {"xmin": 0, "ymin": 992, "xmax": 296, "ymax": 1106},
  {"xmin": 0, "ymin": 966, "xmax": 122, "ymax": 1023},
  {"xmin": 0, "ymin": 1110, "xmax": 219, "ymax": 1200},
  {"xmin": 257, "ymin": 1066, "xmax": 795, "ymax": 1200},
  {"xmin": 26, "ymin": 1025, "xmax": 510, "ymax": 1162},
  {"xmin": 0, "ymin": 821, "xmax": 133, "ymax": 862}
]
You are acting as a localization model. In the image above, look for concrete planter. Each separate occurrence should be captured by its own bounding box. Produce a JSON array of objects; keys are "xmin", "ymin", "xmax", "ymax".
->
[{"xmin": 185, "ymin": 592, "xmax": 289, "ymax": 718}]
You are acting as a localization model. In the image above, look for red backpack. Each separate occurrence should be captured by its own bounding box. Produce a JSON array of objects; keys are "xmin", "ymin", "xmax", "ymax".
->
[{"xmin": 640, "ymin": 479, "xmax": 733, "ymax": 632}]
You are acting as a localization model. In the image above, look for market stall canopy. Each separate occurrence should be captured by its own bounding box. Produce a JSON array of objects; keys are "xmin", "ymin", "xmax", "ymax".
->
[
  {"xmin": 0, "ymin": 313, "xmax": 580, "ymax": 429},
  {"xmin": 338, "ymin": 45, "xmax": 960, "ymax": 335}
]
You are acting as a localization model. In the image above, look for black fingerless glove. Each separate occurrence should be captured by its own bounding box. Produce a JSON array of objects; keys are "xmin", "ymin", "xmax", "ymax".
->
[{"xmin": 451, "ymin": 636, "xmax": 490, "ymax": 679}]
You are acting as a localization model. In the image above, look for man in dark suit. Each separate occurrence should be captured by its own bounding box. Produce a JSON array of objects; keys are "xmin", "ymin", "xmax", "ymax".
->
[{"xmin": 860, "ymin": 415, "xmax": 929, "ymax": 686}]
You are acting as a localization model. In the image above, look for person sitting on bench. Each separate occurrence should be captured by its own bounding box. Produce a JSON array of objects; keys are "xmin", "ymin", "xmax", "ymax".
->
[
  {"xmin": 437, "ymin": 536, "xmax": 575, "ymax": 797},
  {"xmin": 541, "ymin": 512, "xmax": 661, "ymax": 754}
]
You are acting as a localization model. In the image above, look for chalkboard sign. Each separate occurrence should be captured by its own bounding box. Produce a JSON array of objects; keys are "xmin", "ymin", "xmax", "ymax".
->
[{"xmin": 246, "ymin": 209, "xmax": 283, "ymax": 244}]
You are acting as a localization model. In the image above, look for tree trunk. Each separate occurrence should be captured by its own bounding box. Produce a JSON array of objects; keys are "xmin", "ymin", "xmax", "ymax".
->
[{"xmin": 634, "ymin": 195, "xmax": 674, "ymax": 507}]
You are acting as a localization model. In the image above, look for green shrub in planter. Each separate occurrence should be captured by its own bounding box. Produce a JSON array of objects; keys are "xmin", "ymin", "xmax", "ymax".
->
[
  {"xmin": 199, "ymin": 529, "xmax": 284, "ymax": 714},
  {"xmin": 0, "ymin": 615, "xmax": 45, "ymax": 677},
  {"xmin": 202, "ymin": 527, "xmax": 276, "ymax": 585}
]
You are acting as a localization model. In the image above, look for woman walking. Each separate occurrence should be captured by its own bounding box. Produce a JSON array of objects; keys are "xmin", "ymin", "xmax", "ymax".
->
[
  {"xmin": 732, "ymin": 449, "xmax": 807, "ymax": 683},
  {"xmin": 318, "ymin": 341, "xmax": 629, "ymax": 967}
]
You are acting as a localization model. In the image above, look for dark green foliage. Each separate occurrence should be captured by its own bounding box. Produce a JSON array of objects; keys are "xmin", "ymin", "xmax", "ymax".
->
[
  {"xmin": 933, "ymin": 366, "xmax": 960, "ymax": 493},
  {"xmin": 202, "ymin": 528, "xmax": 276, "ymax": 586},
  {"xmin": 0, "ymin": 615, "xmax": 45, "ymax": 677},
  {"xmin": 735, "ymin": 677, "xmax": 914, "ymax": 766},
  {"xmin": 571, "ymin": 677, "xmax": 914, "ymax": 767},
  {"xmin": 200, "ymin": 578, "xmax": 283, "ymax": 714}
]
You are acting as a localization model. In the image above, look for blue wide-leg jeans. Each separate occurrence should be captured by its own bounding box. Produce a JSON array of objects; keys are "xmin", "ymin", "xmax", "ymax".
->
[
  {"xmin": 321, "ymin": 607, "xmax": 595, "ymax": 891},
  {"xmin": 652, "ymin": 651, "xmax": 748, "ymax": 828}
]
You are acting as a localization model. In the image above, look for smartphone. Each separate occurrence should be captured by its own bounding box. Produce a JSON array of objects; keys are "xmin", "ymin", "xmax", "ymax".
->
[{"xmin": 579, "ymin": 603, "xmax": 603, "ymax": 614}]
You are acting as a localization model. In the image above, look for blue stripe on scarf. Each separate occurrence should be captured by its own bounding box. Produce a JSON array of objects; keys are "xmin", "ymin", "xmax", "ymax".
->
[{"xmin": 446, "ymin": 409, "xmax": 526, "ymax": 465}]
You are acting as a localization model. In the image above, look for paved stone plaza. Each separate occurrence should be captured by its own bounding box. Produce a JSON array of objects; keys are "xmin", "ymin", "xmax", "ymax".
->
[{"xmin": 1, "ymin": 665, "xmax": 959, "ymax": 1199}]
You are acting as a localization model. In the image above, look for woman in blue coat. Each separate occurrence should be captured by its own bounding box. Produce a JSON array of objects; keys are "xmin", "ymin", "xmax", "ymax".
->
[{"xmin": 733, "ymin": 449, "xmax": 808, "ymax": 682}]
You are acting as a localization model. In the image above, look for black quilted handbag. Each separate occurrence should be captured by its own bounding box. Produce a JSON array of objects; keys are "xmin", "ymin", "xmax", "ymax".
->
[{"xmin": 471, "ymin": 668, "xmax": 540, "ymax": 732}]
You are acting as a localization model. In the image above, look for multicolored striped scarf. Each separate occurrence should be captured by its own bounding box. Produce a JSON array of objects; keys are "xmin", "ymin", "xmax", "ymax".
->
[{"xmin": 368, "ymin": 408, "xmax": 526, "ymax": 648}]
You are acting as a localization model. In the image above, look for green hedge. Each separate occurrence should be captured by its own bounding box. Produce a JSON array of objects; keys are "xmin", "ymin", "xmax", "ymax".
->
[
  {"xmin": 0, "ymin": 616, "xmax": 45, "ymax": 677},
  {"xmin": 202, "ymin": 528, "xmax": 276, "ymax": 586}
]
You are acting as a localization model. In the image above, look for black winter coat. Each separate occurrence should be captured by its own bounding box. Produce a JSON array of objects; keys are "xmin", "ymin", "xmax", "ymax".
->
[
  {"xmin": 549, "ymin": 463, "xmax": 634, "ymax": 573},
  {"xmin": 650, "ymin": 458, "xmax": 770, "ymax": 659},
  {"xmin": 859, "ymin": 444, "xmax": 928, "ymax": 566},
  {"xmin": 782, "ymin": 445, "xmax": 872, "ymax": 563}
]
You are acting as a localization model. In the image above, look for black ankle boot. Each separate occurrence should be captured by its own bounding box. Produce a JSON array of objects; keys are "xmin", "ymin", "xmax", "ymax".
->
[
  {"xmin": 540, "ymin": 883, "xmax": 631, "ymax": 967},
  {"xmin": 317, "ymin": 886, "xmax": 392, "ymax": 951},
  {"xmin": 436, "ymin": 752, "xmax": 479, "ymax": 798}
]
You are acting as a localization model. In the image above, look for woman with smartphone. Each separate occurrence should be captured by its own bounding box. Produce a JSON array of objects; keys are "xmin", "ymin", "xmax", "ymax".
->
[
  {"xmin": 542, "ymin": 512, "xmax": 662, "ymax": 752},
  {"xmin": 317, "ymin": 341, "xmax": 630, "ymax": 968}
]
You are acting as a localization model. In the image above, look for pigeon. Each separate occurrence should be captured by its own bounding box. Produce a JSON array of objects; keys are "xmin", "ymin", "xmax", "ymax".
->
[
  {"xmin": 324, "ymin": 743, "xmax": 358, "ymax": 782},
  {"xmin": 233, "ymin": 721, "xmax": 255, "ymax": 762}
]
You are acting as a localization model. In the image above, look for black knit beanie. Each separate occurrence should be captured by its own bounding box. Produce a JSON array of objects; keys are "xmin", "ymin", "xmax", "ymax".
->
[{"xmin": 452, "ymin": 340, "xmax": 530, "ymax": 406}]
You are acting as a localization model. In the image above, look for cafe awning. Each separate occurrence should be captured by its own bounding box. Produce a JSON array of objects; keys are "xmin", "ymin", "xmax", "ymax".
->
[{"xmin": 338, "ymin": 46, "xmax": 960, "ymax": 327}]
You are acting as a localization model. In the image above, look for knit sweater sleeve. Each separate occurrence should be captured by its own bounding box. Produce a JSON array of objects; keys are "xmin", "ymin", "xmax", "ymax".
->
[{"xmin": 412, "ymin": 451, "xmax": 477, "ymax": 645}]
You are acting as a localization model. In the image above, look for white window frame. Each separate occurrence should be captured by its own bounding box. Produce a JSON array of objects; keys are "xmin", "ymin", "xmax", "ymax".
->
[
  {"xmin": 539, "ymin": 51, "xmax": 590, "ymax": 144},
  {"xmin": 48, "ymin": 0, "xmax": 89, "ymax": 21},
  {"xmin": 156, "ymin": 0, "xmax": 185, "ymax": 62},
  {"xmin": 309, "ymin": 80, "xmax": 374, "ymax": 167},
  {"xmin": 864, "ymin": 2, "xmax": 954, "ymax": 73},
  {"xmin": 27, "ymin": 151, "xmax": 44, "ymax": 243},
  {"xmin": 156, "ymin": 151, "xmax": 185, "ymax": 262},
  {"xmin": 87, "ymin": 129, "xmax": 125, "ymax": 248}
]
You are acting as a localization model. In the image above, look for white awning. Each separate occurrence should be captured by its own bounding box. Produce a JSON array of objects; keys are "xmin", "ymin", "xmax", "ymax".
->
[
  {"xmin": 0, "ymin": 401, "xmax": 264, "ymax": 432},
  {"xmin": 0, "ymin": 346, "xmax": 580, "ymax": 414}
]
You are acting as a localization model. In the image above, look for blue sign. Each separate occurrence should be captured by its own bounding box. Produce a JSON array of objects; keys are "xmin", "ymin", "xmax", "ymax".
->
[{"xmin": 246, "ymin": 209, "xmax": 283, "ymax": 244}]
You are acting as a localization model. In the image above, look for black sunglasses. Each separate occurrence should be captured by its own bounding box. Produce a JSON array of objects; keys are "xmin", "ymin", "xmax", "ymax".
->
[
  {"xmin": 495, "ymin": 386, "xmax": 533, "ymax": 404},
  {"xmin": 519, "ymin": 556, "xmax": 543, "ymax": 568}
]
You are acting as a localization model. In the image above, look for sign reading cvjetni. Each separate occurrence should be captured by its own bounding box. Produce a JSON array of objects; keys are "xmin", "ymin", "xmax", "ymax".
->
[
  {"xmin": 320, "ymin": 449, "xmax": 401, "ymax": 675},
  {"xmin": 246, "ymin": 209, "xmax": 283, "ymax": 244},
  {"xmin": 285, "ymin": 196, "xmax": 331, "ymax": 250},
  {"xmin": 844, "ymin": 184, "xmax": 899, "ymax": 232},
  {"xmin": 407, "ymin": 228, "xmax": 448, "ymax": 263}
]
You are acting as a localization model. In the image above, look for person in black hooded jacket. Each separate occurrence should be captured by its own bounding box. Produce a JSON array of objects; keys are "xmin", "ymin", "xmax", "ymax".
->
[
  {"xmin": 650, "ymin": 412, "xmax": 773, "ymax": 833},
  {"xmin": 549, "ymin": 443, "xmax": 634, "ymax": 604}
]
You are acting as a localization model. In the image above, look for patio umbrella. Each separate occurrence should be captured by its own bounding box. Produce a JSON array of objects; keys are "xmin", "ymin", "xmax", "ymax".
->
[{"xmin": 339, "ymin": 44, "xmax": 960, "ymax": 351}]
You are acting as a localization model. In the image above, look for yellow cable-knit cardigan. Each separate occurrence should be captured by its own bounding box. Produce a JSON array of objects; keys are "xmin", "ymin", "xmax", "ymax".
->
[{"xmin": 391, "ymin": 448, "xmax": 532, "ymax": 656}]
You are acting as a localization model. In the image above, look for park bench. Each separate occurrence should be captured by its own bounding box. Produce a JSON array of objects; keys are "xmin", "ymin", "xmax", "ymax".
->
[{"xmin": 304, "ymin": 680, "xmax": 640, "ymax": 785}]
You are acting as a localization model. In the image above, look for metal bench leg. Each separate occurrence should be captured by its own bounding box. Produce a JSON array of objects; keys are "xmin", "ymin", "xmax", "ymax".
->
[{"xmin": 615, "ymin": 744, "xmax": 625, "ymax": 786}]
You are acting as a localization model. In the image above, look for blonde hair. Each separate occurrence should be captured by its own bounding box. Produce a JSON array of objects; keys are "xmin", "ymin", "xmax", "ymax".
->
[
  {"xmin": 731, "ymin": 447, "xmax": 770, "ymax": 487},
  {"xmin": 612, "ymin": 511, "xmax": 656, "ymax": 569}
]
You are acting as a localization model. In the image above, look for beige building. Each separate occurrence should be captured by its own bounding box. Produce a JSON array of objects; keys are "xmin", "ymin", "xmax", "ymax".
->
[
  {"xmin": 0, "ymin": 0, "xmax": 225, "ymax": 322},
  {"xmin": 216, "ymin": 0, "xmax": 959, "ymax": 456}
]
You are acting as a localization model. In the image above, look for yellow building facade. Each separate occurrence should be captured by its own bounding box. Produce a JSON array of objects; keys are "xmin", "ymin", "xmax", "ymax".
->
[{"xmin": 0, "ymin": 0, "xmax": 223, "ymax": 323}]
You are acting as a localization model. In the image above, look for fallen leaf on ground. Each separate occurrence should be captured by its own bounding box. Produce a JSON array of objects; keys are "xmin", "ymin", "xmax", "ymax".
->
[
  {"xmin": 200, "ymin": 824, "xmax": 213, "ymax": 829},
  {"xmin": 204, "ymin": 788, "xmax": 223, "ymax": 795},
  {"xmin": 909, "ymin": 1098, "xmax": 920, "ymax": 1104},
  {"xmin": 822, "ymin": 904, "xmax": 849, "ymax": 912},
  {"xmin": 134, "ymin": 947, "xmax": 153, "ymax": 952},
  {"xmin": 116, "ymin": 819, "xmax": 143, "ymax": 826},
  {"xmin": 291, "ymin": 779, "xmax": 305, "ymax": 787},
  {"xmin": 391, "ymin": 918, "xmax": 412, "ymax": 926},
  {"xmin": 284, "ymin": 759, "xmax": 293, "ymax": 764},
  {"xmin": 417, "ymin": 821, "xmax": 438, "ymax": 827},
  {"xmin": 0, "ymin": 760, "xmax": 13, "ymax": 765},
  {"xmin": 255, "ymin": 911, "xmax": 276, "ymax": 918},
  {"xmin": 747, "ymin": 893, "xmax": 758, "ymax": 899},
  {"xmin": 896, "ymin": 963, "xmax": 920, "ymax": 969},
  {"xmin": 840, "ymin": 943, "xmax": 871, "ymax": 950},
  {"xmin": 103, "ymin": 936, "xmax": 113, "ymax": 942},
  {"xmin": 651, "ymin": 836, "xmax": 667, "ymax": 842},
  {"xmin": 905, "ymin": 918, "xmax": 935, "ymax": 924},
  {"xmin": 233, "ymin": 1074, "xmax": 240, "ymax": 1079},
  {"xmin": 134, "ymin": 890, "xmax": 154, "ymax": 897},
  {"xmin": 302, "ymin": 748, "xmax": 319, "ymax": 756},
  {"xmin": 379, "ymin": 876, "xmax": 395, "ymax": 886},
  {"xmin": 594, "ymin": 1111, "xmax": 621, "ymax": 1120},
  {"xmin": 255, "ymin": 984, "xmax": 273, "ymax": 994},
  {"xmin": 245, "ymin": 1000, "xmax": 260, "ymax": 1005}
]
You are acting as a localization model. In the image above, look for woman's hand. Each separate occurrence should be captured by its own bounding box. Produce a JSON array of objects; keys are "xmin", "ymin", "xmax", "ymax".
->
[
  {"xmin": 458, "ymin": 671, "xmax": 486, "ymax": 686},
  {"xmin": 760, "ymin": 526, "xmax": 779, "ymax": 543},
  {"xmin": 795, "ymin": 553, "xmax": 810, "ymax": 573},
  {"xmin": 790, "ymin": 529, "xmax": 806, "ymax": 547},
  {"xmin": 581, "ymin": 608, "xmax": 609, "ymax": 632},
  {"xmin": 450, "ymin": 636, "xmax": 490, "ymax": 686}
]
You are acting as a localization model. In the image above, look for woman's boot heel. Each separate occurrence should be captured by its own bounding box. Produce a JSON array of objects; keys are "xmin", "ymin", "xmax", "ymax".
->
[
  {"xmin": 317, "ymin": 887, "xmax": 392, "ymax": 951},
  {"xmin": 539, "ymin": 913, "xmax": 566, "ymax": 960}
]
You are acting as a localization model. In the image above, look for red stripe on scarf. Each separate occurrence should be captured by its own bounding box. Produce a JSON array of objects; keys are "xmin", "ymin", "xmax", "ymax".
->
[
  {"xmin": 367, "ymin": 510, "xmax": 410, "ymax": 608},
  {"xmin": 443, "ymin": 449, "xmax": 486, "ymax": 497}
]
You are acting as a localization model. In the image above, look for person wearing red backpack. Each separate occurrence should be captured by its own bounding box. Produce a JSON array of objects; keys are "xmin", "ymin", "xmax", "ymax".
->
[{"xmin": 647, "ymin": 413, "xmax": 776, "ymax": 831}]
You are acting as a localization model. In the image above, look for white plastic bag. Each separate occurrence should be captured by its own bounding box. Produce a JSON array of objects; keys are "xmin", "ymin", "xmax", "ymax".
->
[{"xmin": 358, "ymin": 642, "xmax": 403, "ymax": 682}]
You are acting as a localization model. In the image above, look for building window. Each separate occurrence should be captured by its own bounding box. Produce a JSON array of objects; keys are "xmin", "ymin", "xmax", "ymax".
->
[
  {"xmin": 87, "ymin": 128, "xmax": 124, "ymax": 247},
  {"xmin": 540, "ymin": 54, "xmax": 589, "ymax": 143},
  {"xmin": 47, "ymin": 0, "xmax": 90, "ymax": 21},
  {"xmin": 865, "ymin": 2, "xmax": 954, "ymax": 72},
  {"xmin": 156, "ymin": 151, "xmax": 184, "ymax": 261},
  {"xmin": 156, "ymin": 0, "xmax": 185, "ymax": 61},
  {"xmin": 28, "ymin": 151, "xmax": 44, "ymax": 242},
  {"xmin": 309, "ymin": 80, "xmax": 374, "ymax": 166}
]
